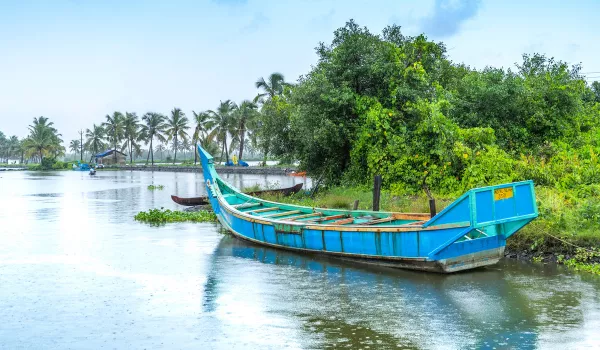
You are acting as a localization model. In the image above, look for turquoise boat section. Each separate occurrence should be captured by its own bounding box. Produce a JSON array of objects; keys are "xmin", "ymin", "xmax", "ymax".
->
[{"xmin": 197, "ymin": 145, "xmax": 538, "ymax": 273}]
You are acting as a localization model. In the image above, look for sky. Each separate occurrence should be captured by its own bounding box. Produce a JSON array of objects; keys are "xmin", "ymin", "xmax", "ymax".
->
[{"xmin": 1, "ymin": 0, "xmax": 599, "ymax": 145}]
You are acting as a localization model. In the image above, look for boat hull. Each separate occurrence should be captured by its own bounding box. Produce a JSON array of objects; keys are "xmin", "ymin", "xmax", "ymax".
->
[
  {"xmin": 197, "ymin": 144, "xmax": 538, "ymax": 274},
  {"xmin": 214, "ymin": 203, "xmax": 507, "ymax": 273}
]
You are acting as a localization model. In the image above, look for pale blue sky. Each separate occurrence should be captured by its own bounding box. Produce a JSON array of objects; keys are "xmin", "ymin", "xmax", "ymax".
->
[{"xmin": 1, "ymin": 0, "xmax": 599, "ymax": 144}]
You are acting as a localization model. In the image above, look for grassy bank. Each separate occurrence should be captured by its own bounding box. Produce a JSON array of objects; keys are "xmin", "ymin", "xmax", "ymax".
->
[{"xmin": 260, "ymin": 185, "xmax": 600, "ymax": 274}]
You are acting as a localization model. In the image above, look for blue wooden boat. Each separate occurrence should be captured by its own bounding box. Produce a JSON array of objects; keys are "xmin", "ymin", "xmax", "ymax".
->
[
  {"xmin": 72, "ymin": 162, "xmax": 92, "ymax": 171},
  {"xmin": 198, "ymin": 145, "xmax": 538, "ymax": 273}
]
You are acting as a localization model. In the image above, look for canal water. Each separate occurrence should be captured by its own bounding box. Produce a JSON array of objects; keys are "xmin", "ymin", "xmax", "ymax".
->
[{"xmin": 0, "ymin": 171, "xmax": 599, "ymax": 349}]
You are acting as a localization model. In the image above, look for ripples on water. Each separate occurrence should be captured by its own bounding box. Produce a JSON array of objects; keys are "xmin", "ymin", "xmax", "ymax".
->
[{"xmin": 0, "ymin": 170, "xmax": 598, "ymax": 349}]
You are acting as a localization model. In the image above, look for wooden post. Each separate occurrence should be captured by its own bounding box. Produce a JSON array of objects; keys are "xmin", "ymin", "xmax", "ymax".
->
[
  {"xmin": 373, "ymin": 175, "xmax": 382, "ymax": 211},
  {"xmin": 429, "ymin": 199, "xmax": 437, "ymax": 217},
  {"xmin": 353, "ymin": 200, "xmax": 359, "ymax": 210}
]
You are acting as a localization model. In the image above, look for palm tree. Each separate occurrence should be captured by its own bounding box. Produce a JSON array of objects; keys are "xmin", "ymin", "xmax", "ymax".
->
[
  {"xmin": 255, "ymin": 72, "xmax": 286, "ymax": 102},
  {"xmin": 85, "ymin": 124, "xmax": 105, "ymax": 157},
  {"xmin": 165, "ymin": 108, "xmax": 190, "ymax": 164},
  {"xmin": 155, "ymin": 143, "xmax": 167, "ymax": 161},
  {"xmin": 102, "ymin": 112, "xmax": 124, "ymax": 163},
  {"xmin": 122, "ymin": 112, "xmax": 141, "ymax": 164},
  {"xmin": 191, "ymin": 111, "xmax": 214, "ymax": 164},
  {"xmin": 6, "ymin": 135, "xmax": 20, "ymax": 162},
  {"xmin": 208, "ymin": 100, "xmax": 237, "ymax": 163},
  {"xmin": 140, "ymin": 112, "xmax": 167, "ymax": 165},
  {"xmin": 69, "ymin": 140, "xmax": 81, "ymax": 159},
  {"xmin": 234, "ymin": 100, "xmax": 258, "ymax": 160},
  {"xmin": 23, "ymin": 116, "xmax": 64, "ymax": 162}
]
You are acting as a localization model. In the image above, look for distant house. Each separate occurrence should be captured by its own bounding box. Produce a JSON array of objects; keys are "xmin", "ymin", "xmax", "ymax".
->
[{"xmin": 93, "ymin": 150, "xmax": 127, "ymax": 165}]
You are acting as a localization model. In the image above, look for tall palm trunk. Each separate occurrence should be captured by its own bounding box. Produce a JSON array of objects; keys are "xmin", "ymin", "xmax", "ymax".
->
[
  {"xmin": 113, "ymin": 130, "xmax": 117, "ymax": 163},
  {"xmin": 238, "ymin": 121, "xmax": 246, "ymax": 160},
  {"xmin": 173, "ymin": 136, "xmax": 178, "ymax": 164},
  {"xmin": 224, "ymin": 138, "xmax": 229, "ymax": 163},
  {"xmin": 151, "ymin": 139, "xmax": 154, "ymax": 165}
]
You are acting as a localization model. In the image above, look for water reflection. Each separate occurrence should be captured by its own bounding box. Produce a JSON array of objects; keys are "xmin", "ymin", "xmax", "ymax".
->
[{"xmin": 0, "ymin": 170, "xmax": 598, "ymax": 350}]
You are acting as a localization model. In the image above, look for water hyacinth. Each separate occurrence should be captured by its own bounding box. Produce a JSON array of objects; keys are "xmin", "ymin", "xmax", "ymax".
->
[
  {"xmin": 147, "ymin": 185, "xmax": 165, "ymax": 190},
  {"xmin": 134, "ymin": 208, "xmax": 216, "ymax": 225}
]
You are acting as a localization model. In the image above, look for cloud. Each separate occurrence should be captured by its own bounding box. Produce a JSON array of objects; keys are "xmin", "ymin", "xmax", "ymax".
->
[
  {"xmin": 241, "ymin": 12, "xmax": 269, "ymax": 33},
  {"xmin": 420, "ymin": 0, "xmax": 481, "ymax": 38}
]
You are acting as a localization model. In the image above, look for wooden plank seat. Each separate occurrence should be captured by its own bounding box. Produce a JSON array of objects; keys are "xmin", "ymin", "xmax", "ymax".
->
[
  {"xmin": 249, "ymin": 207, "xmax": 280, "ymax": 214},
  {"xmin": 306, "ymin": 214, "xmax": 348, "ymax": 223},
  {"xmin": 233, "ymin": 202, "xmax": 262, "ymax": 210},
  {"xmin": 262, "ymin": 210, "xmax": 303, "ymax": 218},
  {"xmin": 358, "ymin": 217, "xmax": 395, "ymax": 225},
  {"xmin": 284, "ymin": 212, "xmax": 322, "ymax": 221}
]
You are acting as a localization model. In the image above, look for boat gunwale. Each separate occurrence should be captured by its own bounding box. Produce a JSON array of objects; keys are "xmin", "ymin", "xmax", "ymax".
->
[{"xmin": 211, "ymin": 181, "xmax": 471, "ymax": 233}]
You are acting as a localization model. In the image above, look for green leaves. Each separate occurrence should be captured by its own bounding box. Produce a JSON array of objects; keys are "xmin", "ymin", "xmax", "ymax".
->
[{"xmin": 134, "ymin": 208, "xmax": 216, "ymax": 225}]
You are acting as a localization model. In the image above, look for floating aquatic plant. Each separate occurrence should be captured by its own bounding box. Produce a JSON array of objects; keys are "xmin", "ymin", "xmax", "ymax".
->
[{"xmin": 134, "ymin": 208, "xmax": 216, "ymax": 225}]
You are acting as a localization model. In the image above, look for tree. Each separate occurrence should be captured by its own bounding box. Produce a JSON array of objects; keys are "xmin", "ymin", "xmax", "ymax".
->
[
  {"xmin": 165, "ymin": 108, "xmax": 189, "ymax": 164},
  {"xmin": 191, "ymin": 111, "xmax": 214, "ymax": 164},
  {"xmin": 140, "ymin": 112, "xmax": 167, "ymax": 165},
  {"xmin": 23, "ymin": 116, "xmax": 64, "ymax": 162},
  {"xmin": 234, "ymin": 100, "xmax": 258, "ymax": 160},
  {"xmin": 103, "ymin": 112, "xmax": 124, "ymax": 163},
  {"xmin": 69, "ymin": 139, "xmax": 81, "ymax": 158},
  {"xmin": 122, "ymin": 112, "xmax": 141, "ymax": 164},
  {"xmin": 155, "ymin": 143, "xmax": 167, "ymax": 161},
  {"xmin": 255, "ymin": 72, "xmax": 287, "ymax": 102},
  {"xmin": 85, "ymin": 124, "xmax": 106, "ymax": 156},
  {"xmin": 208, "ymin": 100, "xmax": 237, "ymax": 162}
]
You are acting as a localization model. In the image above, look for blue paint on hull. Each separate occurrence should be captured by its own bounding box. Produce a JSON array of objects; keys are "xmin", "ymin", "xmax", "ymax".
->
[{"xmin": 198, "ymin": 145, "xmax": 538, "ymax": 273}]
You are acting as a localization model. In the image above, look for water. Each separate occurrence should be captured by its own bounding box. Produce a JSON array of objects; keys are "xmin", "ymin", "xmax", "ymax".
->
[{"xmin": 0, "ymin": 171, "xmax": 599, "ymax": 349}]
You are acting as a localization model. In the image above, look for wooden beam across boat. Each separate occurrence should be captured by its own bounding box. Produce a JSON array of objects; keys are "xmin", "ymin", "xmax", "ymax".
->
[
  {"xmin": 329, "ymin": 218, "xmax": 355, "ymax": 225},
  {"xmin": 234, "ymin": 202, "xmax": 262, "ymax": 210},
  {"xmin": 359, "ymin": 217, "xmax": 395, "ymax": 225},
  {"xmin": 284, "ymin": 212, "xmax": 322, "ymax": 221},
  {"xmin": 307, "ymin": 214, "xmax": 348, "ymax": 223},
  {"xmin": 249, "ymin": 207, "xmax": 280, "ymax": 214},
  {"xmin": 262, "ymin": 210, "xmax": 302, "ymax": 218}
]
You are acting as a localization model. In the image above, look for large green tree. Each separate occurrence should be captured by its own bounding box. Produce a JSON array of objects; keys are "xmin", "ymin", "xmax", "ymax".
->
[
  {"xmin": 191, "ymin": 111, "xmax": 214, "ymax": 164},
  {"xmin": 141, "ymin": 112, "xmax": 167, "ymax": 165},
  {"xmin": 165, "ymin": 108, "xmax": 189, "ymax": 164},
  {"xmin": 23, "ymin": 116, "xmax": 64, "ymax": 162},
  {"xmin": 103, "ymin": 112, "xmax": 124, "ymax": 163},
  {"xmin": 208, "ymin": 100, "xmax": 237, "ymax": 162},
  {"xmin": 85, "ymin": 124, "xmax": 106, "ymax": 156}
]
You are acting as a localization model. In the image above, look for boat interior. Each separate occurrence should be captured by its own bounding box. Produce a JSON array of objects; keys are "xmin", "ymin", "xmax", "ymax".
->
[{"xmin": 212, "ymin": 178, "xmax": 431, "ymax": 227}]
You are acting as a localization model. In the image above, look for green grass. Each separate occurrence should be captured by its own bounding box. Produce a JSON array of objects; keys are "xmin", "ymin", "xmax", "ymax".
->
[
  {"xmin": 259, "ymin": 185, "xmax": 600, "ymax": 274},
  {"xmin": 134, "ymin": 208, "xmax": 216, "ymax": 225}
]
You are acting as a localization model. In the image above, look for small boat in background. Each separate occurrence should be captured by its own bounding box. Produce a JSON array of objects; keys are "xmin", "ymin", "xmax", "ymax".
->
[
  {"xmin": 72, "ymin": 162, "xmax": 92, "ymax": 171},
  {"xmin": 89, "ymin": 168, "xmax": 96, "ymax": 175},
  {"xmin": 287, "ymin": 171, "xmax": 306, "ymax": 177},
  {"xmin": 196, "ymin": 144, "xmax": 539, "ymax": 273},
  {"xmin": 171, "ymin": 183, "xmax": 303, "ymax": 206}
]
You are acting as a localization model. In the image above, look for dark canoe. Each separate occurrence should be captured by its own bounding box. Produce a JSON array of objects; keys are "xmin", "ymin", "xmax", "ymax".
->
[{"xmin": 171, "ymin": 183, "xmax": 303, "ymax": 206}]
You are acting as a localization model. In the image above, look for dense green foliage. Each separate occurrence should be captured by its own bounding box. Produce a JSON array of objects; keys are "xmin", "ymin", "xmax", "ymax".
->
[
  {"xmin": 249, "ymin": 20, "xmax": 600, "ymax": 264},
  {"xmin": 134, "ymin": 208, "xmax": 216, "ymax": 225}
]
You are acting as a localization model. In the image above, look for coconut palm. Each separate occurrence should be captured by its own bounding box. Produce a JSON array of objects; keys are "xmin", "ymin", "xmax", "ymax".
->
[
  {"xmin": 255, "ymin": 72, "xmax": 286, "ymax": 102},
  {"xmin": 102, "ymin": 112, "xmax": 124, "ymax": 163},
  {"xmin": 85, "ymin": 124, "xmax": 106, "ymax": 156},
  {"xmin": 23, "ymin": 116, "xmax": 64, "ymax": 162},
  {"xmin": 191, "ymin": 111, "xmax": 214, "ymax": 164},
  {"xmin": 155, "ymin": 143, "xmax": 167, "ymax": 161},
  {"xmin": 234, "ymin": 100, "xmax": 258, "ymax": 160},
  {"xmin": 165, "ymin": 108, "xmax": 189, "ymax": 164},
  {"xmin": 208, "ymin": 100, "xmax": 237, "ymax": 163},
  {"xmin": 140, "ymin": 112, "xmax": 167, "ymax": 165},
  {"xmin": 69, "ymin": 140, "xmax": 81, "ymax": 159},
  {"xmin": 121, "ymin": 112, "xmax": 141, "ymax": 164}
]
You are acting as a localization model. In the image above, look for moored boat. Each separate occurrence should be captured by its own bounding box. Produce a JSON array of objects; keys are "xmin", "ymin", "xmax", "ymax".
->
[
  {"xmin": 171, "ymin": 183, "xmax": 304, "ymax": 206},
  {"xmin": 197, "ymin": 145, "xmax": 538, "ymax": 273}
]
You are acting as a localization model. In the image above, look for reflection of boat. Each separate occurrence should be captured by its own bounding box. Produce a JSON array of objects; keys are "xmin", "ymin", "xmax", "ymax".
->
[
  {"xmin": 287, "ymin": 171, "xmax": 306, "ymax": 177},
  {"xmin": 198, "ymin": 144, "xmax": 538, "ymax": 273},
  {"xmin": 171, "ymin": 183, "xmax": 303, "ymax": 206}
]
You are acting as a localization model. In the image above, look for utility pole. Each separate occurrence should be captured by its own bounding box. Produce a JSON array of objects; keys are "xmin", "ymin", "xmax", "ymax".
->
[{"xmin": 78, "ymin": 129, "xmax": 84, "ymax": 161}]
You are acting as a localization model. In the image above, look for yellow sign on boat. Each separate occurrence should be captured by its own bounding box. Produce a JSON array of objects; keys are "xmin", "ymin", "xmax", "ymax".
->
[{"xmin": 494, "ymin": 187, "xmax": 514, "ymax": 200}]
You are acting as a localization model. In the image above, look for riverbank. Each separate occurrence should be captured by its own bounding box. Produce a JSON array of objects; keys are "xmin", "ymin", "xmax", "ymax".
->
[
  {"xmin": 103, "ymin": 165, "xmax": 295, "ymax": 175},
  {"xmin": 257, "ymin": 185, "xmax": 600, "ymax": 273}
]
